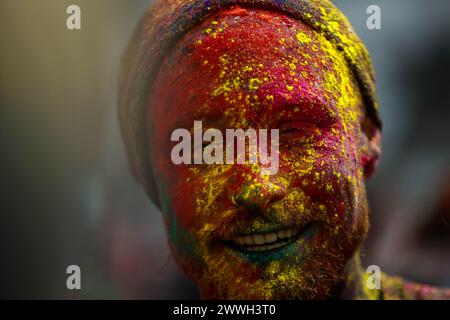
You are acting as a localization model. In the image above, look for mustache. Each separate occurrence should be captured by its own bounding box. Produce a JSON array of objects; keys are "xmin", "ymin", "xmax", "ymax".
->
[{"xmin": 195, "ymin": 199, "xmax": 316, "ymax": 241}]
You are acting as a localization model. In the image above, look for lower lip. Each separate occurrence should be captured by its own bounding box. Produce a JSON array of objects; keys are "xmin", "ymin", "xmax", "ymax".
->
[{"xmin": 226, "ymin": 223, "xmax": 318, "ymax": 264}]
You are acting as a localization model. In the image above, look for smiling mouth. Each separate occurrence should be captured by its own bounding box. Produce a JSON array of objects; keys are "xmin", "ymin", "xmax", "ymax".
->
[{"xmin": 228, "ymin": 223, "xmax": 314, "ymax": 253}]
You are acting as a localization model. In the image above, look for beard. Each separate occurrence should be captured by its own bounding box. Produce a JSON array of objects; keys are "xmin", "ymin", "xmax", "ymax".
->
[
  {"xmin": 166, "ymin": 170, "xmax": 370, "ymax": 300},
  {"xmin": 175, "ymin": 206, "xmax": 369, "ymax": 300}
]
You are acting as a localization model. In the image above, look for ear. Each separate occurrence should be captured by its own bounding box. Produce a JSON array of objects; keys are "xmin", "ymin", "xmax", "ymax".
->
[{"xmin": 360, "ymin": 117, "xmax": 381, "ymax": 180}]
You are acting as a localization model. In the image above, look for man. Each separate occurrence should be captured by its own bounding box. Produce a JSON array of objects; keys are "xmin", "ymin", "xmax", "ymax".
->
[{"xmin": 118, "ymin": 0, "xmax": 450, "ymax": 299}]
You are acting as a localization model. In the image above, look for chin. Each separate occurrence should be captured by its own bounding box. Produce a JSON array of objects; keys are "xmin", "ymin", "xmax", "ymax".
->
[{"xmin": 179, "ymin": 219, "xmax": 368, "ymax": 300}]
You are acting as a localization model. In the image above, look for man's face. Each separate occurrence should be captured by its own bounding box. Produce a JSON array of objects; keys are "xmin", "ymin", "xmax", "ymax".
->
[{"xmin": 148, "ymin": 8, "xmax": 370, "ymax": 299}]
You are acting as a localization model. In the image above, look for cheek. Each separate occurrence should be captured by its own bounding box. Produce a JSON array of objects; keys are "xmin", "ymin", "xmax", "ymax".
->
[
  {"xmin": 153, "ymin": 164, "xmax": 200, "ymax": 232},
  {"xmin": 158, "ymin": 164, "xmax": 235, "ymax": 232},
  {"xmin": 149, "ymin": 123, "xmax": 198, "ymax": 231},
  {"xmin": 279, "ymin": 139, "xmax": 361, "ymax": 220},
  {"xmin": 153, "ymin": 165, "xmax": 206, "ymax": 265},
  {"xmin": 168, "ymin": 173, "xmax": 199, "ymax": 229}
]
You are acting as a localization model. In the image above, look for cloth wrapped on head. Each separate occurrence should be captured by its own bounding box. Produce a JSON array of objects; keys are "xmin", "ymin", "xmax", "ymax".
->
[{"xmin": 118, "ymin": 0, "xmax": 381, "ymax": 208}]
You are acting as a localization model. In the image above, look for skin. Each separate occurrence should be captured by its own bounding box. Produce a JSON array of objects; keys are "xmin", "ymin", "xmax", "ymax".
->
[{"xmin": 146, "ymin": 7, "xmax": 381, "ymax": 299}]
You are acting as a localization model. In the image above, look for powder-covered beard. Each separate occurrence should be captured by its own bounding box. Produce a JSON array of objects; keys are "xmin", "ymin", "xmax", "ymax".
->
[
  {"xmin": 197, "ymin": 246, "xmax": 349, "ymax": 300},
  {"xmin": 168, "ymin": 183, "xmax": 370, "ymax": 300}
]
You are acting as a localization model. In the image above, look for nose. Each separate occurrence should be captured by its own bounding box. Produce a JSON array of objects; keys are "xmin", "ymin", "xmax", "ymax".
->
[{"xmin": 231, "ymin": 174, "xmax": 287, "ymax": 214}]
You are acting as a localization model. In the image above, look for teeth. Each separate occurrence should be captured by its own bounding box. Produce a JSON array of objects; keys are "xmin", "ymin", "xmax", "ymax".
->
[
  {"xmin": 286, "ymin": 229, "xmax": 292, "ymax": 238},
  {"xmin": 264, "ymin": 233, "xmax": 277, "ymax": 243},
  {"xmin": 254, "ymin": 234, "xmax": 265, "ymax": 245},
  {"xmin": 244, "ymin": 236, "xmax": 253, "ymax": 245},
  {"xmin": 241, "ymin": 240, "xmax": 290, "ymax": 252},
  {"xmin": 232, "ymin": 227, "xmax": 298, "ymax": 251}
]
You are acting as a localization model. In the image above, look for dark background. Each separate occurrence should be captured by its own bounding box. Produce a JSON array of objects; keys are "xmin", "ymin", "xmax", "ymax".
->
[{"xmin": 0, "ymin": 0, "xmax": 449, "ymax": 299}]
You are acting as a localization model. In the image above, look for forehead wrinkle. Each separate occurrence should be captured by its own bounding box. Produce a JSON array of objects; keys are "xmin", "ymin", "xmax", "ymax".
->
[{"xmin": 153, "ymin": 7, "xmax": 362, "ymax": 131}]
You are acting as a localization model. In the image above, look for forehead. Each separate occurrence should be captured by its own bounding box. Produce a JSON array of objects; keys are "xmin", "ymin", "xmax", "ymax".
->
[{"xmin": 149, "ymin": 7, "xmax": 360, "ymax": 128}]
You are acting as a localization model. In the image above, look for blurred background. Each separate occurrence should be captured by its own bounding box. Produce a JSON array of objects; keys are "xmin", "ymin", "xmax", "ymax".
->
[{"xmin": 0, "ymin": 0, "xmax": 449, "ymax": 299}]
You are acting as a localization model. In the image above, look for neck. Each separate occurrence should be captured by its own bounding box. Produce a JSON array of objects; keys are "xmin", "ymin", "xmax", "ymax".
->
[{"xmin": 331, "ymin": 251, "xmax": 381, "ymax": 300}]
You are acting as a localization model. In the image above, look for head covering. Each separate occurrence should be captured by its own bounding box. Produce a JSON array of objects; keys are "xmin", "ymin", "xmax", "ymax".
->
[{"xmin": 118, "ymin": 0, "xmax": 381, "ymax": 208}]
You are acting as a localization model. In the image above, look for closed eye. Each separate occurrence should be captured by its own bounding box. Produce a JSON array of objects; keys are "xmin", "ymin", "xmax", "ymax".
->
[{"xmin": 280, "ymin": 121, "xmax": 317, "ymax": 138}]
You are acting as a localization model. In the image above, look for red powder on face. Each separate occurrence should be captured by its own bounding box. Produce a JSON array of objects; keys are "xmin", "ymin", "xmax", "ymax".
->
[
  {"xmin": 223, "ymin": 5, "xmax": 248, "ymax": 16},
  {"xmin": 148, "ymin": 7, "xmax": 369, "ymax": 299}
]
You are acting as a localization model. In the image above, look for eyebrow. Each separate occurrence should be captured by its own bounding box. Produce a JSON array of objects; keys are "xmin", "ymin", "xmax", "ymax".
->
[
  {"xmin": 278, "ymin": 98, "xmax": 336, "ymax": 118},
  {"xmin": 169, "ymin": 111, "xmax": 224, "ymax": 131},
  {"xmin": 169, "ymin": 87, "xmax": 339, "ymax": 131}
]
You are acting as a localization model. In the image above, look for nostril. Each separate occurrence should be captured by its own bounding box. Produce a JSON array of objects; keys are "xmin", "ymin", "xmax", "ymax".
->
[
  {"xmin": 269, "ymin": 193, "xmax": 284, "ymax": 204},
  {"xmin": 233, "ymin": 193, "xmax": 251, "ymax": 207},
  {"xmin": 231, "ymin": 181, "xmax": 287, "ymax": 213},
  {"xmin": 232, "ymin": 194, "xmax": 261, "ymax": 214},
  {"xmin": 230, "ymin": 194, "xmax": 238, "ymax": 206}
]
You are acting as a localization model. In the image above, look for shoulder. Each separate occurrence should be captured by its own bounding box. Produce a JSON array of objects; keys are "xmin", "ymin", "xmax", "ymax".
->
[{"xmin": 381, "ymin": 272, "xmax": 450, "ymax": 300}]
